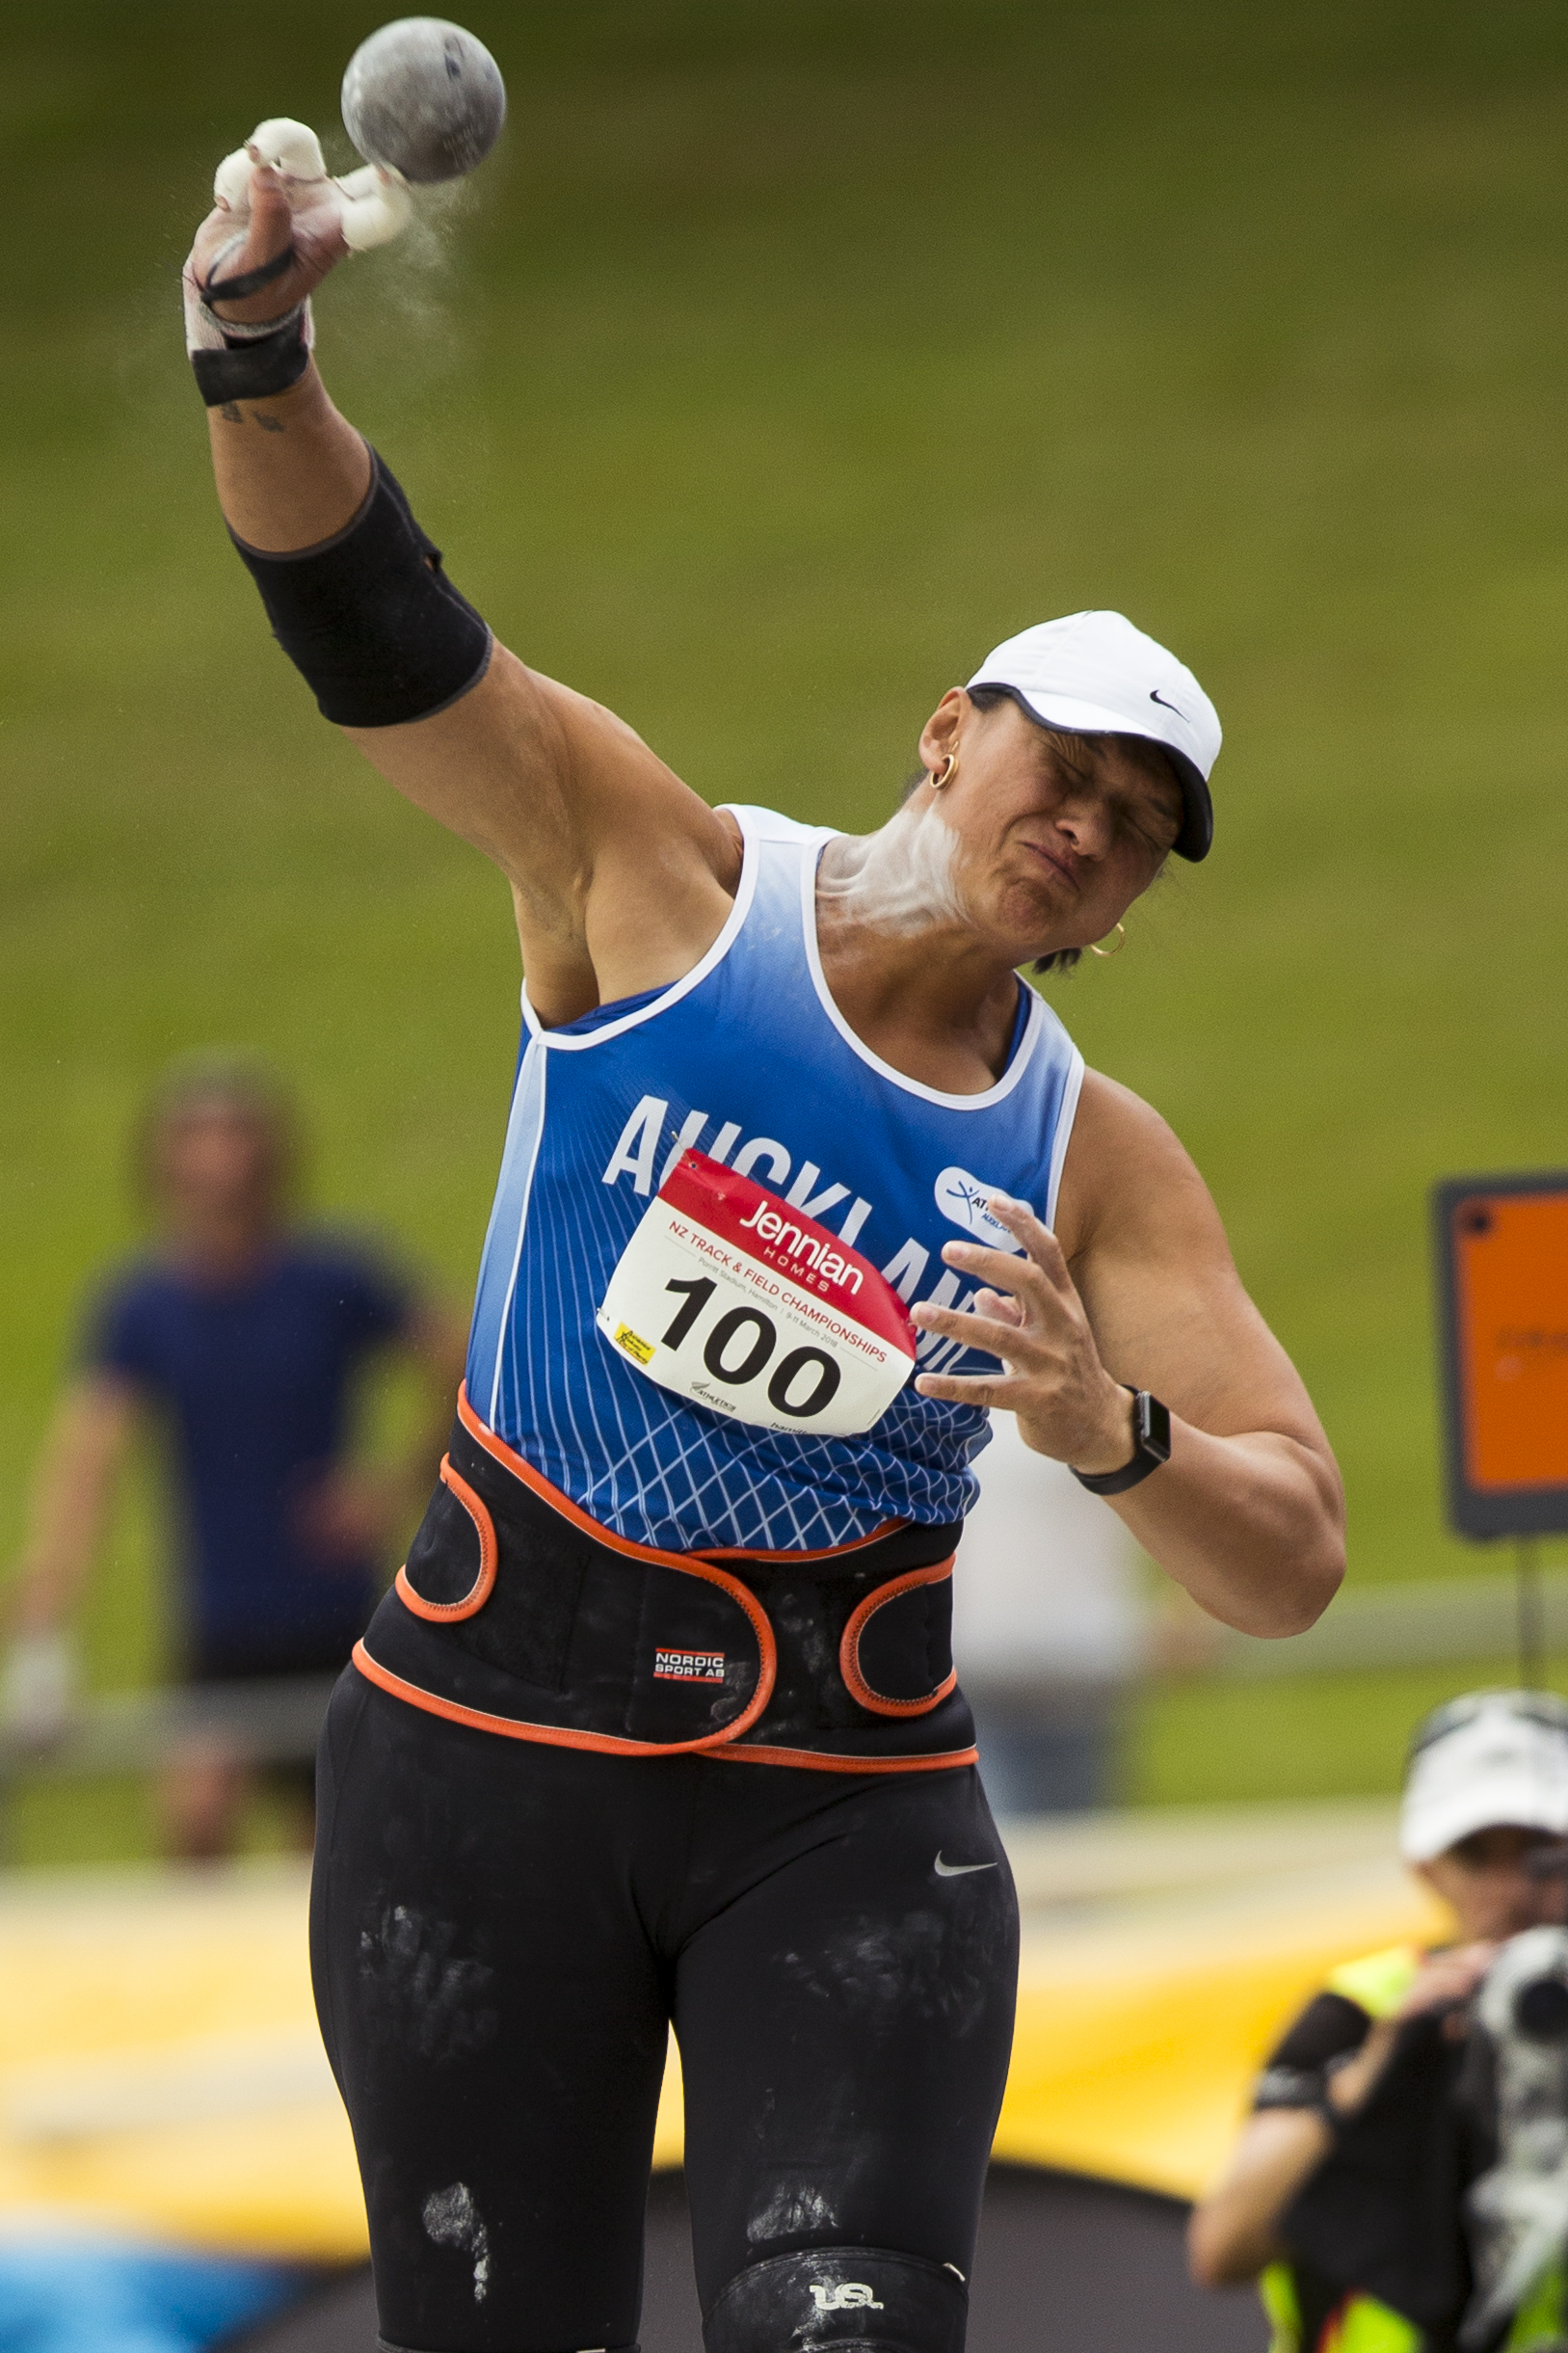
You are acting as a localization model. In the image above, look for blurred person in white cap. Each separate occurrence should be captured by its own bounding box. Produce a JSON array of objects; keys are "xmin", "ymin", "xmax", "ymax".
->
[
  {"xmin": 1190, "ymin": 1689, "xmax": 1568, "ymax": 2353},
  {"xmin": 181, "ymin": 157, "xmax": 1347, "ymax": 2353}
]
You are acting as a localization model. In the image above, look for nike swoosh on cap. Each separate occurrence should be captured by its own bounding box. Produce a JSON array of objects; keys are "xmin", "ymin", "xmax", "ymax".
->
[
  {"xmin": 934, "ymin": 1854, "xmax": 997, "ymax": 1877},
  {"xmin": 1149, "ymin": 688, "xmax": 1186, "ymax": 719}
]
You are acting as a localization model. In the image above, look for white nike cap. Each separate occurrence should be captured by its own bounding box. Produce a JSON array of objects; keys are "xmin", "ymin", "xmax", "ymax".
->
[
  {"xmin": 1399, "ymin": 1690, "xmax": 1568, "ymax": 1863},
  {"xmin": 966, "ymin": 610, "xmax": 1221, "ymax": 862}
]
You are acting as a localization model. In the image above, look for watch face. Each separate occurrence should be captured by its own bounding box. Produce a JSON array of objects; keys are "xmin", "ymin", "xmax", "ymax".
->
[{"xmin": 1138, "ymin": 1392, "xmax": 1173, "ymax": 1463}]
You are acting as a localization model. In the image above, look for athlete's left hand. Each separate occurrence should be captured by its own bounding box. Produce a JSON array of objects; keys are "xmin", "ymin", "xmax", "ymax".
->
[{"xmin": 910, "ymin": 1193, "xmax": 1138, "ymax": 1476}]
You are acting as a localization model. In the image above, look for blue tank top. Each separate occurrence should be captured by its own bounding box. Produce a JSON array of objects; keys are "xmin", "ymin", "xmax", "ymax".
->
[{"xmin": 465, "ymin": 806, "xmax": 1085, "ymax": 1553}]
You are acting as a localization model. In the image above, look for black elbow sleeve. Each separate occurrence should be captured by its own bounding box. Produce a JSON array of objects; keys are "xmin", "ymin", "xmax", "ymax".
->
[{"xmin": 230, "ymin": 450, "xmax": 492, "ymax": 727}]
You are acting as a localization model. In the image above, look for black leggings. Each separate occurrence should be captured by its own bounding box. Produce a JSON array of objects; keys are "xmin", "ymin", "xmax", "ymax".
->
[{"xmin": 310, "ymin": 1671, "xmax": 1019, "ymax": 2353}]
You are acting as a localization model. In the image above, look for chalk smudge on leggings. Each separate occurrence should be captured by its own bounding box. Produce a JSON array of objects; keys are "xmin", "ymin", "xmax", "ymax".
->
[
  {"xmin": 423, "ymin": 2180, "xmax": 491, "ymax": 2302},
  {"xmin": 747, "ymin": 2181, "xmax": 837, "ymax": 2244},
  {"xmin": 779, "ymin": 1899, "xmax": 1008, "ymax": 2040},
  {"xmin": 362, "ymin": 1902, "xmax": 499, "ymax": 2061}
]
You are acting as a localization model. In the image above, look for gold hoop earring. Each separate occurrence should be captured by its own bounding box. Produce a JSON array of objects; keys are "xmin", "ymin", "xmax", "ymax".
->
[
  {"xmin": 1089, "ymin": 922, "xmax": 1127, "ymax": 959},
  {"xmin": 932, "ymin": 755, "xmax": 957, "ymax": 789}
]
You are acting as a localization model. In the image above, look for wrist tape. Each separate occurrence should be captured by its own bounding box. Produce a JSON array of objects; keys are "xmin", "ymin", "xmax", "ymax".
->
[
  {"xmin": 230, "ymin": 450, "xmax": 492, "ymax": 728},
  {"xmin": 184, "ymin": 238, "xmax": 313, "ymax": 407},
  {"xmin": 192, "ymin": 309, "xmax": 311, "ymax": 406}
]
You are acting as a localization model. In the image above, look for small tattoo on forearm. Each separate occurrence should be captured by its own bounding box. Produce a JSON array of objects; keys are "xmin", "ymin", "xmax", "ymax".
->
[{"xmin": 217, "ymin": 402, "xmax": 284, "ymax": 432}]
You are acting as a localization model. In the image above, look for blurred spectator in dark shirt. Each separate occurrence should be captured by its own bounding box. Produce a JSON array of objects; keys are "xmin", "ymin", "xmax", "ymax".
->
[{"xmin": 3, "ymin": 1053, "xmax": 465, "ymax": 1858}]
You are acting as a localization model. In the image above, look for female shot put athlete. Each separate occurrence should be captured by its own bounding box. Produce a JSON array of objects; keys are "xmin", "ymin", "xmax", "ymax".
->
[{"xmin": 184, "ymin": 156, "xmax": 1343, "ymax": 2353}]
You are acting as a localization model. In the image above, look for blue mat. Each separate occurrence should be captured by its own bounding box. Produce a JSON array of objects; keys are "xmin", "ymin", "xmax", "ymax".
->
[{"xmin": 0, "ymin": 2237, "xmax": 303, "ymax": 2353}]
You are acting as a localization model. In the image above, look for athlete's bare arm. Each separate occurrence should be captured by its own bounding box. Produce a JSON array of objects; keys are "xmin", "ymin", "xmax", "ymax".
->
[
  {"xmin": 194, "ymin": 168, "xmax": 1343, "ymax": 1640},
  {"xmin": 913, "ymin": 1073, "xmax": 1345, "ymax": 1637},
  {"xmin": 195, "ymin": 171, "xmax": 737, "ymax": 1023}
]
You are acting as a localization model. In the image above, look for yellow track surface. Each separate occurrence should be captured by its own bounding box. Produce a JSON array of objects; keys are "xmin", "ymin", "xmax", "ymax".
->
[{"xmin": 0, "ymin": 1804, "xmax": 1443, "ymax": 2259}]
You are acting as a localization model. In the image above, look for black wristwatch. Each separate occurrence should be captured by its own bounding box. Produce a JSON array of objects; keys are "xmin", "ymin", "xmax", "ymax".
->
[{"xmin": 1071, "ymin": 1389, "xmax": 1172, "ymax": 1495}]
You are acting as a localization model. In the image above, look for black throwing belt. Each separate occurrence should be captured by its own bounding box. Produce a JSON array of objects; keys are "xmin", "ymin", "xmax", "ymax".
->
[{"xmin": 354, "ymin": 1402, "xmax": 976, "ymax": 1772}]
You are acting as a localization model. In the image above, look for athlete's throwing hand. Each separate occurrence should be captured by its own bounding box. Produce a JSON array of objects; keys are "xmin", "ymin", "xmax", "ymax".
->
[
  {"xmin": 911, "ymin": 1194, "xmax": 1138, "ymax": 1476},
  {"xmin": 187, "ymin": 160, "xmax": 348, "ymax": 330}
]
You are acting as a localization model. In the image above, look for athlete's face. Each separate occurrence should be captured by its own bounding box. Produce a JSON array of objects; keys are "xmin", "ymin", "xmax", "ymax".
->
[{"xmin": 916, "ymin": 691, "xmax": 1183, "ymax": 959}]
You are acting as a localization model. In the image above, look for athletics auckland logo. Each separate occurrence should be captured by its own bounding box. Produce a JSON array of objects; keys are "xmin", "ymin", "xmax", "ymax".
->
[{"xmin": 934, "ymin": 1167, "xmax": 1027, "ymax": 1253}]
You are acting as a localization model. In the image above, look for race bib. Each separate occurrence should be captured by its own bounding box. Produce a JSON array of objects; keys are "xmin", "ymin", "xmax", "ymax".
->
[{"xmin": 597, "ymin": 1151, "xmax": 917, "ymax": 1438}]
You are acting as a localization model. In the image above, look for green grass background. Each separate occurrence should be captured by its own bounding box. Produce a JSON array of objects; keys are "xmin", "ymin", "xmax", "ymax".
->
[{"xmin": 3, "ymin": 0, "xmax": 1567, "ymax": 1854}]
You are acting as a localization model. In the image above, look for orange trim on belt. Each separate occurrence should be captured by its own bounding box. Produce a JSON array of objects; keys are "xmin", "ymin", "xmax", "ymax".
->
[
  {"xmin": 456, "ymin": 1384, "xmax": 905, "ymax": 1567},
  {"xmin": 838, "ymin": 1559, "xmax": 959, "ymax": 1718},
  {"xmin": 353, "ymin": 1649, "xmax": 973, "ymax": 1775},
  {"xmin": 395, "ymin": 1455, "xmax": 499, "ymax": 1623},
  {"xmin": 458, "ymin": 1385, "xmax": 699, "ymax": 1569},
  {"xmin": 699, "ymin": 1525, "xmax": 905, "ymax": 1564},
  {"xmin": 453, "ymin": 1385, "xmax": 776, "ymax": 1729},
  {"xmin": 354, "ymin": 1642, "xmax": 777, "ymax": 1759},
  {"xmin": 404, "ymin": 1390, "xmax": 971, "ymax": 1768},
  {"xmin": 717, "ymin": 1740, "xmax": 978, "ymax": 1776}
]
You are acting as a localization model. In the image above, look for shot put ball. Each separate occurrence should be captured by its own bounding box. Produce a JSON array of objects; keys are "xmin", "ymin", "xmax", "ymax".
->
[{"xmin": 341, "ymin": 17, "xmax": 506, "ymax": 184}]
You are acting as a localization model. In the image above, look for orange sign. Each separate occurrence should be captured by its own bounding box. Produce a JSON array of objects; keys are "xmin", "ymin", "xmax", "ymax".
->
[{"xmin": 1450, "ymin": 1190, "xmax": 1568, "ymax": 1492}]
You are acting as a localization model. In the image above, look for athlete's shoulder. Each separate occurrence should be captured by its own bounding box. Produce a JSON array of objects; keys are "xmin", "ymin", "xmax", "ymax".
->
[
  {"xmin": 1053, "ymin": 1069, "xmax": 1221, "ymax": 1260},
  {"xmin": 1067, "ymin": 1068, "xmax": 1183, "ymax": 1155}
]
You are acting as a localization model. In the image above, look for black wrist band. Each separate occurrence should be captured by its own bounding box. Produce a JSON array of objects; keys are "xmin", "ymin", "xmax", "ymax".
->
[
  {"xmin": 200, "ymin": 241, "xmax": 298, "ymax": 307},
  {"xmin": 1071, "ymin": 1390, "xmax": 1172, "ymax": 1496},
  {"xmin": 191, "ymin": 309, "xmax": 310, "ymax": 407}
]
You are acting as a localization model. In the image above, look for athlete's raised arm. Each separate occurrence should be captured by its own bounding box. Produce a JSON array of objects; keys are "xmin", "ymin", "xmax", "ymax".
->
[{"xmin": 188, "ymin": 157, "xmax": 737, "ymax": 1022}]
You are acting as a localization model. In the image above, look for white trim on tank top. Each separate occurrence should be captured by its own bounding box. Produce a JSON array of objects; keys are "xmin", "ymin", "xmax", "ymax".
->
[
  {"xmin": 516, "ymin": 806, "xmax": 766, "ymax": 1050},
  {"xmin": 796, "ymin": 831, "xmax": 1049, "ymax": 1112},
  {"xmin": 507, "ymin": 808, "xmax": 1081, "ymax": 1212},
  {"xmin": 1043, "ymin": 1050, "xmax": 1084, "ymax": 1233},
  {"xmin": 485, "ymin": 1036, "xmax": 549, "ymax": 1427}
]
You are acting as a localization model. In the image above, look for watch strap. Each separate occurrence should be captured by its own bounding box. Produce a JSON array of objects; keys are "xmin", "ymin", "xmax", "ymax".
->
[{"xmin": 1071, "ymin": 1390, "xmax": 1172, "ymax": 1496}]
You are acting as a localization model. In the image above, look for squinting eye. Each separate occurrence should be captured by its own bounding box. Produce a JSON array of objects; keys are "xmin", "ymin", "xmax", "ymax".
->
[{"xmin": 1128, "ymin": 809, "xmax": 1176, "ymax": 852}]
